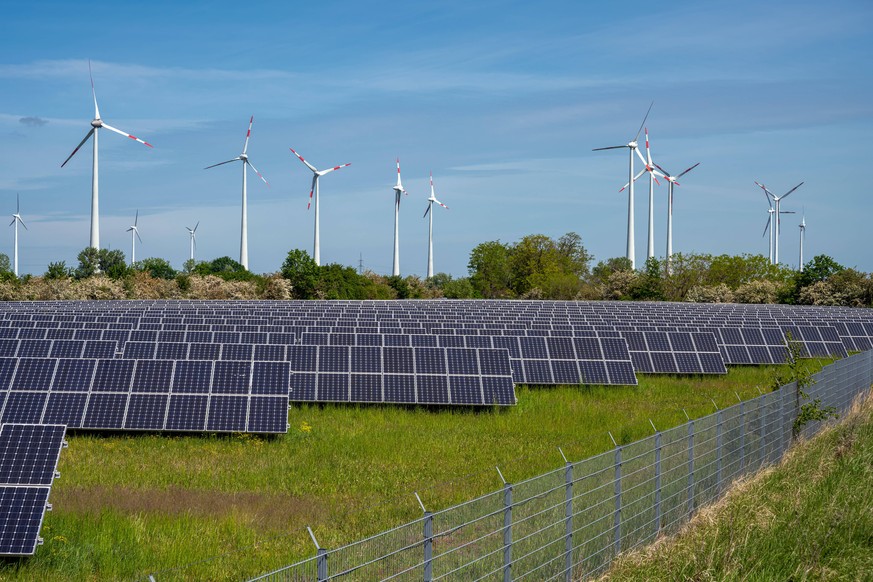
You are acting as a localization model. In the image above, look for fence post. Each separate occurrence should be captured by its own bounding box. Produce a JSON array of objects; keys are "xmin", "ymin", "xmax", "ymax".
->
[
  {"xmin": 308, "ymin": 527, "xmax": 328, "ymax": 582},
  {"xmin": 715, "ymin": 407, "xmax": 723, "ymax": 495},
  {"xmin": 779, "ymin": 385, "xmax": 787, "ymax": 457},
  {"xmin": 737, "ymin": 395, "xmax": 746, "ymax": 474},
  {"xmin": 758, "ymin": 394, "xmax": 766, "ymax": 467},
  {"xmin": 613, "ymin": 444, "xmax": 622, "ymax": 556},
  {"xmin": 423, "ymin": 511, "xmax": 433, "ymax": 582},
  {"xmin": 503, "ymin": 482, "xmax": 513, "ymax": 582},
  {"xmin": 650, "ymin": 419, "xmax": 661, "ymax": 537},
  {"xmin": 564, "ymin": 458, "xmax": 573, "ymax": 581},
  {"xmin": 687, "ymin": 419, "xmax": 695, "ymax": 516}
]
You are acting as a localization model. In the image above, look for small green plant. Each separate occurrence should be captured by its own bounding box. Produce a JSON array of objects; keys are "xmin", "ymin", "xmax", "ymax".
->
[{"xmin": 771, "ymin": 333, "xmax": 838, "ymax": 440}]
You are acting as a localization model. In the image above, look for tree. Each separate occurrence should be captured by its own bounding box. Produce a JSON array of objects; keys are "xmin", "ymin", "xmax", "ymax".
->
[
  {"xmin": 468, "ymin": 240, "xmax": 513, "ymax": 298},
  {"xmin": 75, "ymin": 247, "xmax": 100, "ymax": 279},
  {"xmin": 442, "ymin": 277, "xmax": 475, "ymax": 299},
  {"xmin": 791, "ymin": 254, "xmax": 846, "ymax": 304},
  {"xmin": 591, "ymin": 256, "xmax": 633, "ymax": 286},
  {"xmin": 193, "ymin": 256, "xmax": 252, "ymax": 281},
  {"xmin": 45, "ymin": 261, "xmax": 71, "ymax": 280},
  {"xmin": 628, "ymin": 257, "xmax": 665, "ymax": 301},
  {"xmin": 136, "ymin": 257, "xmax": 177, "ymax": 280},
  {"xmin": 0, "ymin": 254, "xmax": 11, "ymax": 274},
  {"xmin": 99, "ymin": 249, "xmax": 129, "ymax": 279},
  {"xmin": 281, "ymin": 249, "xmax": 320, "ymax": 299}
]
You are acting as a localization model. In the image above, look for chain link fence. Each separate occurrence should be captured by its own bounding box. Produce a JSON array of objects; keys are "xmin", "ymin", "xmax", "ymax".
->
[{"xmin": 246, "ymin": 350, "xmax": 873, "ymax": 581}]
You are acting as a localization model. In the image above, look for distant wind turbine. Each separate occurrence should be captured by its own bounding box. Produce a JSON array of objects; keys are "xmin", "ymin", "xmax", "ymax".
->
[
  {"xmin": 391, "ymin": 158, "xmax": 408, "ymax": 277},
  {"xmin": 61, "ymin": 60, "xmax": 153, "ymax": 250},
  {"xmin": 205, "ymin": 116, "xmax": 269, "ymax": 270},
  {"xmin": 653, "ymin": 161, "xmax": 699, "ymax": 273},
  {"xmin": 639, "ymin": 128, "xmax": 663, "ymax": 260},
  {"xmin": 186, "ymin": 221, "xmax": 199, "ymax": 262},
  {"xmin": 423, "ymin": 172, "xmax": 449, "ymax": 278},
  {"xmin": 755, "ymin": 181, "xmax": 802, "ymax": 266},
  {"xmin": 9, "ymin": 194, "xmax": 26, "ymax": 277},
  {"xmin": 799, "ymin": 210, "xmax": 806, "ymax": 272},
  {"xmin": 289, "ymin": 147, "xmax": 351, "ymax": 266},
  {"xmin": 126, "ymin": 210, "xmax": 142, "ymax": 265},
  {"xmin": 592, "ymin": 101, "xmax": 654, "ymax": 270}
]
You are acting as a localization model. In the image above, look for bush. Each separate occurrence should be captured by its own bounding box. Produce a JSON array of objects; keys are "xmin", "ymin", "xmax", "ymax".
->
[
  {"xmin": 734, "ymin": 279, "xmax": 780, "ymax": 304},
  {"xmin": 685, "ymin": 284, "xmax": 735, "ymax": 303}
]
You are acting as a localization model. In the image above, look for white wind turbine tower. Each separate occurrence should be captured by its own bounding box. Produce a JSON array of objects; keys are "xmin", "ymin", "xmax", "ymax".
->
[
  {"xmin": 289, "ymin": 148, "xmax": 351, "ymax": 266},
  {"xmin": 638, "ymin": 128, "xmax": 664, "ymax": 260},
  {"xmin": 391, "ymin": 158, "xmax": 408, "ymax": 277},
  {"xmin": 799, "ymin": 210, "xmax": 806, "ymax": 272},
  {"xmin": 653, "ymin": 161, "xmax": 700, "ymax": 273},
  {"xmin": 9, "ymin": 194, "xmax": 27, "ymax": 277},
  {"xmin": 423, "ymin": 172, "xmax": 449, "ymax": 279},
  {"xmin": 126, "ymin": 210, "xmax": 142, "ymax": 265},
  {"xmin": 592, "ymin": 101, "xmax": 654, "ymax": 270},
  {"xmin": 205, "ymin": 116, "xmax": 269, "ymax": 270},
  {"xmin": 61, "ymin": 60, "xmax": 153, "ymax": 250},
  {"xmin": 755, "ymin": 181, "xmax": 802, "ymax": 266},
  {"xmin": 186, "ymin": 222, "xmax": 199, "ymax": 262}
]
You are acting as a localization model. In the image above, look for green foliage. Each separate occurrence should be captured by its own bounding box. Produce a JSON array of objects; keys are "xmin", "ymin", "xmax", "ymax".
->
[
  {"xmin": 442, "ymin": 276, "xmax": 475, "ymax": 299},
  {"xmin": 135, "ymin": 257, "xmax": 177, "ymax": 280},
  {"xmin": 193, "ymin": 256, "xmax": 254, "ymax": 281},
  {"xmin": 45, "ymin": 261, "xmax": 72, "ymax": 279},
  {"xmin": 386, "ymin": 275, "xmax": 411, "ymax": 299},
  {"xmin": 281, "ymin": 249, "xmax": 320, "ymax": 299},
  {"xmin": 0, "ymin": 253, "xmax": 11, "ymax": 273},
  {"xmin": 75, "ymin": 247, "xmax": 129, "ymax": 280},
  {"xmin": 317, "ymin": 263, "xmax": 366, "ymax": 299},
  {"xmin": 468, "ymin": 240, "xmax": 513, "ymax": 298},
  {"xmin": 591, "ymin": 256, "xmax": 633, "ymax": 285},
  {"xmin": 628, "ymin": 257, "xmax": 665, "ymax": 301}
]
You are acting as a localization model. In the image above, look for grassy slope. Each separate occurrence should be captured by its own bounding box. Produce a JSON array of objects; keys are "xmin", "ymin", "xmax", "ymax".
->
[
  {"xmin": 602, "ymin": 391, "xmax": 873, "ymax": 581},
  {"xmin": 1, "ymin": 367, "xmax": 786, "ymax": 581}
]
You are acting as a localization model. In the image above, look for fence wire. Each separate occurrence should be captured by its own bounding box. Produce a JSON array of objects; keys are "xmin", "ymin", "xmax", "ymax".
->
[{"xmin": 243, "ymin": 351, "xmax": 873, "ymax": 582}]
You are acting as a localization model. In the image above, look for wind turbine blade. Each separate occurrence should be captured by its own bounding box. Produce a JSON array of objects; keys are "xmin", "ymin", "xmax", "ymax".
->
[
  {"xmin": 8, "ymin": 219, "xmax": 14, "ymax": 227},
  {"xmin": 633, "ymin": 100, "xmax": 654, "ymax": 143},
  {"xmin": 16, "ymin": 193, "xmax": 20, "ymax": 215},
  {"xmin": 762, "ymin": 215, "xmax": 771, "ymax": 237},
  {"xmin": 19, "ymin": 218, "xmax": 27, "ymax": 231},
  {"xmin": 245, "ymin": 159, "xmax": 269, "ymax": 185},
  {"xmin": 653, "ymin": 162, "xmax": 671, "ymax": 177},
  {"xmin": 89, "ymin": 59, "xmax": 100, "ymax": 120},
  {"xmin": 289, "ymin": 148, "xmax": 318, "ymax": 173},
  {"xmin": 618, "ymin": 168, "xmax": 648, "ymax": 192},
  {"xmin": 592, "ymin": 145, "xmax": 627, "ymax": 151},
  {"xmin": 100, "ymin": 123, "xmax": 153, "ymax": 148},
  {"xmin": 676, "ymin": 162, "xmax": 700, "ymax": 179},
  {"xmin": 435, "ymin": 199, "xmax": 449, "ymax": 210},
  {"xmin": 423, "ymin": 204, "xmax": 431, "ymax": 218},
  {"xmin": 780, "ymin": 210, "xmax": 797, "ymax": 214},
  {"xmin": 644, "ymin": 127, "xmax": 653, "ymax": 164},
  {"xmin": 634, "ymin": 147, "xmax": 647, "ymax": 166},
  {"xmin": 319, "ymin": 162, "xmax": 351, "ymax": 176},
  {"xmin": 307, "ymin": 176, "xmax": 317, "ymax": 210},
  {"xmin": 134, "ymin": 209, "xmax": 139, "ymax": 227},
  {"xmin": 242, "ymin": 115, "xmax": 253, "ymax": 155},
  {"xmin": 61, "ymin": 128, "xmax": 95, "ymax": 167},
  {"xmin": 754, "ymin": 180, "xmax": 775, "ymax": 199},
  {"xmin": 204, "ymin": 158, "xmax": 241, "ymax": 170},
  {"xmin": 780, "ymin": 182, "xmax": 804, "ymax": 200},
  {"xmin": 136, "ymin": 230, "xmax": 143, "ymax": 243},
  {"xmin": 194, "ymin": 221, "xmax": 199, "ymax": 233}
]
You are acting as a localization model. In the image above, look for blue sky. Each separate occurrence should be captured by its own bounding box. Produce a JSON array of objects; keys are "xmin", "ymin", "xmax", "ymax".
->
[{"xmin": 1, "ymin": 0, "xmax": 871, "ymax": 277}]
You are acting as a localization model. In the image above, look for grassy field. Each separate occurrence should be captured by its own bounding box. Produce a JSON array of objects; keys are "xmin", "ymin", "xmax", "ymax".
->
[
  {"xmin": 601, "ymin": 389, "xmax": 873, "ymax": 581},
  {"xmin": 0, "ymin": 366, "xmax": 796, "ymax": 581}
]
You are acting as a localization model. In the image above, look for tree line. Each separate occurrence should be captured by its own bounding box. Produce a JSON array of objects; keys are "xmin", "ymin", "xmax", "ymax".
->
[{"xmin": 0, "ymin": 236, "xmax": 869, "ymax": 306}]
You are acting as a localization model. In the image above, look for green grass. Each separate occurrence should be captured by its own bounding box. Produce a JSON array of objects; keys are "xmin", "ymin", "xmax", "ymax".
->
[
  {"xmin": 0, "ymin": 366, "xmax": 798, "ymax": 581},
  {"xmin": 601, "ymin": 389, "xmax": 873, "ymax": 581}
]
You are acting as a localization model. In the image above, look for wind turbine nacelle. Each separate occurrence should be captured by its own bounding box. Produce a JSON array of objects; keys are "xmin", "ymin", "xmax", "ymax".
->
[
  {"xmin": 240, "ymin": 153, "xmax": 248, "ymax": 161},
  {"xmin": 628, "ymin": 141, "xmax": 637, "ymax": 148},
  {"xmin": 91, "ymin": 119, "xmax": 103, "ymax": 128}
]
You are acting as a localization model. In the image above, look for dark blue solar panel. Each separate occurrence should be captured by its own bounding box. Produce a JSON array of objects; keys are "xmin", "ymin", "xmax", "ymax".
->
[
  {"xmin": 17, "ymin": 329, "xmax": 46, "ymax": 340},
  {"xmin": 132, "ymin": 360, "xmax": 174, "ymax": 393},
  {"xmin": 446, "ymin": 348, "xmax": 478, "ymax": 375},
  {"xmin": 42, "ymin": 392, "xmax": 87, "ymax": 426},
  {"xmin": 48, "ymin": 340, "xmax": 84, "ymax": 359},
  {"xmin": 579, "ymin": 360, "xmax": 609, "ymax": 384},
  {"xmin": 351, "ymin": 347, "xmax": 381, "ymax": 373},
  {"xmin": 211, "ymin": 361, "xmax": 250, "ymax": 394},
  {"xmin": 124, "ymin": 394, "xmax": 168, "ymax": 430},
  {"xmin": 185, "ymin": 331, "xmax": 213, "ymax": 343},
  {"xmin": 92, "ymin": 360, "xmax": 135, "ymax": 392},
  {"xmin": 357, "ymin": 334, "xmax": 383, "ymax": 347},
  {"xmin": 189, "ymin": 343, "xmax": 220, "ymax": 360},
  {"xmin": 16, "ymin": 340, "xmax": 51, "ymax": 359},
  {"xmin": 699, "ymin": 353, "xmax": 729, "ymax": 374},
  {"xmin": 410, "ymin": 335, "xmax": 437, "ymax": 348},
  {"xmin": 0, "ymin": 486, "xmax": 51, "ymax": 556},
  {"xmin": 0, "ymin": 341, "xmax": 16, "ymax": 358},
  {"xmin": 156, "ymin": 342, "xmax": 189, "ymax": 360},
  {"xmin": 482, "ymin": 376, "xmax": 515, "ymax": 405},
  {"xmin": 546, "ymin": 337, "xmax": 576, "ymax": 360},
  {"xmin": 383, "ymin": 334, "xmax": 411, "ymax": 347},
  {"xmin": 165, "ymin": 395, "xmax": 207, "ymax": 431},
  {"xmin": 1, "ymin": 392, "xmax": 47, "ymax": 424},
  {"xmin": 287, "ymin": 345, "xmax": 318, "ymax": 372},
  {"xmin": 437, "ymin": 336, "xmax": 464, "ymax": 348},
  {"xmin": 329, "ymin": 333, "xmax": 356, "ymax": 346},
  {"xmin": 221, "ymin": 344, "xmax": 253, "ymax": 361},
  {"xmin": 740, "ymin": 328, "xmax": 765, "ymax": 345},
  {"xmin": 384, "ymin": 347, "xmax": 414, "ymax": 374},
  {"xmin": 10, "ymin": 359, "xmax": 56, "ymax": 392},
  {"xmin": 268, "ymin": 332, "xmax": 297, "ymax": 345},
  {"xmin": 254, "ymin": 344, "xmax": 285, "ymax": 362},
  {"xmin": 129, "ymin": 330, "xmax": 158, "ymax": 342},
  {"xmin": 123, "ymin": 342, "xmax": 157, "ymax": 360},
  {"xmin": 417, "ymin": 375, "xmax": 449, "ymax": 404},
  {"xmin": 691, "ymin": 333, "xmax": 719, "ymax": 353},
  {"xmin": 747, "ymin": 346, "xmax": 772, "ymax": 364},
  {"xmin": 214, "ymin": 332, "xmax": 241, "ymax": 344},
  {"xmin": 550, "ymin": 360, "xmax": 581, "ymax": 384},
  {"xmin": 726, "ymin": 345, "xmax": 751, "ymax": 364},
  {"xmin": 45, "ymin": 329, "xmax": 75, "ymax": 341},
  {"xmin": 574, "ymin": 337, "xmax": 603, "ymax": 360},
  {"xmin": 206, "ymin": 396, "xmax": 248, "ymax": 431},
  {"xmin": 383, "ymin": 375, "xmax": 415, "ymax": 403},
  {"xmin": 251, "ymin": 362, "xmax": 289, "ymax": 395},
  {"xmin": 605, "ymin": 361, "xmax": 637, "ymax": 385},
  {"xmin": 350, "ymin": 374, "xmax": 381, "ymax": 402},
  {"xmin": 674, "ymin": 352, "xmax": 700, "ymax": 374},
  {"xmin": 630, "ymin": 351, "xmax": 654, "ymax": 373},
  {"xmin": 317, "ymin": 373, "xmax": 349, "ymax": 401},
  {"xmin": 479, "ymin": 349, "xmax": 512, "ymax": 376},
  {"xmin": 51, "ymin": 359, "xmax": 95, "ymax": 392},
  {"xmin": 668, "ymin": 332, "xmax": 695, "ymax": 352},
  {"xmin": 157, "ymin": 330, "xmax": 186, "ymax": 343},
  {"xmin": 172, "ymin": 361, "xmax": 212, "ymax": 394},
  {"xmin": 523, "ymin": 360, "xmax": 553, "ymax": 384},
  {"xmin": 82, "ymin": 392, "xmax": 128, "ymax": 429},
  {"xmin": 651, "ymin": 352, "xmax": 678, "ymax": 374},
  {"xmin": 241, "ymin": 332, "xmax": 268, "ymax": 344},
  {"xmin": 83, "ymin": 340, "xmax": 116, "ymax": 359},
  {"xmin": 449, "ymin": 376, "xmax": 481, "ymax": 404},
  {"xmin": 289, "ymin": 372, "xmax": 316, "ymax": 400},
  {"xmin": 622, "ymin": 332, "xmax": 647, "ymax": 351},
  {"xmin": 318, "ymin": 346, "xmax": 349, "ymax": 373},
  {"xmin": 519, "ymin": 337, "xmax": 548, "ymax": 359},
  {"xmin": 247, "ymin": 396, "xmax": 289, "ymax": 433},
  {"xmin": 415, "ymin": 348, "xmax": 446, "ymax": 375}
]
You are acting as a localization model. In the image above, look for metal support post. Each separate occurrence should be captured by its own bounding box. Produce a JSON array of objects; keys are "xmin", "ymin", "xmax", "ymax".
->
[
  {"xmin": 564, "ymin": 460, "xmax": 573, "ymax": 581},
  {"xmin": 613, "ymin": 444, "xmax": 622, "ymax": 556},
  {"xmin": 715, "ymin": 409, "xmax": 723, "ymax": 494},
  {"xmin": 687, "ymin": 420, "xmax": 695, "ymax": 515},
  {"xmin": 503, "ymin": 482, "xmax": 513, "ymax": 582},
  {"xmin": 654, "ymin": 430, "xmax": 662, "ymax": 535}
]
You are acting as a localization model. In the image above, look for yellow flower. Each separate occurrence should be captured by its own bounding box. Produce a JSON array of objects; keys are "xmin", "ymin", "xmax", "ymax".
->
[{"xmin": 299, "ymin": 421, "xmax": 312, "ymax": 434}]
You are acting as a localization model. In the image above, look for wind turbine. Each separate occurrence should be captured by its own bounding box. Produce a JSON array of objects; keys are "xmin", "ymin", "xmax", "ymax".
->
[
  {"xmin": 205, "ymin": 116, "xmax": 269, "ymax": 270},
  {"xmin": 593, "ymin": 101, "xmax": 654, "ymax": 270},
  {"xmin": 391, "ymin": 158, "xmax": 408, "ymax": 277},
  {"xmin": 423, "ymin": 172, "xmax": 449, "ymax": 279},
  {"xmin": 639, "ymin": 128, "xmax": 664, "ymax": 260},
  {"xmin": 799, "ymin": 210, "xmax": 806, "ymax": 272},
  {"xmin": 126, "ymin": 210, "xmax": 142, "ymax": 265},
  {"xmin": 61, "ymin": 60, "xmax": 153, "ymax": 250},
  {"xmin": 755, "ymin": 181, "xmax": 802, "ymax": 266},
  {"xmin": 9, "ymin": 194, "xmax": 26, "ymax": 277},
  {"xmin": 186, "ymin": 221, "xmax": 199, "ymax": 262},
  {"xmin": 289, "ymin": 148, "xmax": 351, "ymax": 266},
  {"xmin": 653, "ymin": 161, "xmax": 699, "ymax": 273}
]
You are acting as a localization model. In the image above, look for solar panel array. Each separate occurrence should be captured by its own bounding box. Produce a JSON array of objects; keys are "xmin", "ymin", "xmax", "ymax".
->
[
  {"xmin": 620, "ymin": 331, "xmax": 727, "ymax": 374},
  {"xmin": 0, "ymin": 358, "xmax": 289, "ymax": 434},
  {"xmin": 0, "ymin": 423, "xmax": 66, "ymax": 556}
]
